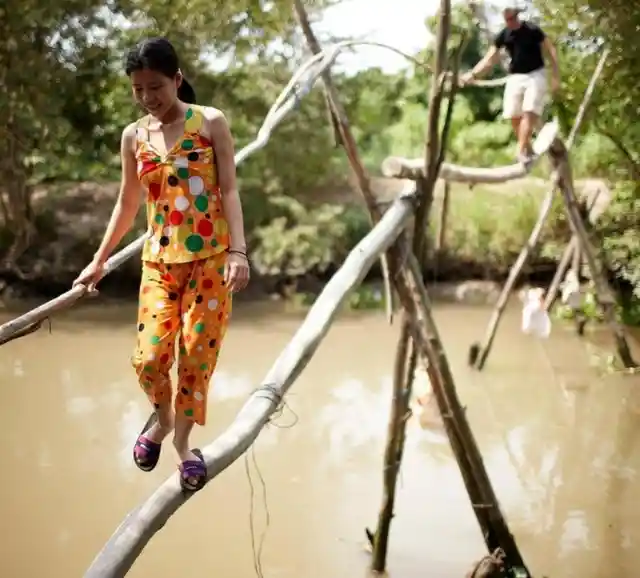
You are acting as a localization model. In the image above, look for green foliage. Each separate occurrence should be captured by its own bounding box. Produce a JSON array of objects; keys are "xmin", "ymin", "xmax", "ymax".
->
[
  {"xmin": 348, "ymin": 285, "xmax": 385, "ymax": 311},
  {"xmin": 337, "ymin": 68, "xmax": 409, "ymax": 168},
  {"xmin": 1, "ymin": 0, "xmax": 638, "ymax": 326},
  {"xmin": 571, "ymin": 133, "xmax": 621, "ymax": 179},
  {"xmin": 252, "ymin": 198, "xmax": 368, "ymax": 277},
  {"xmin": 596, "ymin": 181, "xmax": 640, "ymax": 298},
  {"xmin": 534, "ymin": 0, "xmax": 639, "ymax": 179},
  {"xmin": 449, "ymin": 121, "xmax": 515, "ymax": 166},
  {"xmin": 430, "ymin": 183, "xmax": 563, "ymax": 270}
]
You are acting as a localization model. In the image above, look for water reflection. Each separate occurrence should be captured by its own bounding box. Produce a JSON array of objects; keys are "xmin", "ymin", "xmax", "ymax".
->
[
  {"xmin": 210, "ymin": 370, "xmax": 255, "ymax": 401},
  {"xmin": 317, "ymin": 377, "xmax": 390, "ymax": 461}
]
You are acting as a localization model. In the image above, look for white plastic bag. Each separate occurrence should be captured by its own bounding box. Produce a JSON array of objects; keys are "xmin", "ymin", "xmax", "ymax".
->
[
  {"xmin": 409, "ymin": 366, "xmax": 444, "ymax": 432},
  {"xmin": 521, "ymin": 287, "xmax": 551, "ymax": 338},
  {"xmin": 561, "ymin": 270, "xmax": 582, "ymax": 310}
]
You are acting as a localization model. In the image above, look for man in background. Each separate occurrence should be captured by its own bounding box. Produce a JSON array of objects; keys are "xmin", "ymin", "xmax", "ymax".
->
[{"xmin": 461, "ymin": 6, "xmax": 560, "ymax": 164}]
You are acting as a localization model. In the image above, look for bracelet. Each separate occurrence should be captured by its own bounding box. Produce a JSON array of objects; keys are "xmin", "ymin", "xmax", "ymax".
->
[{"xmin": 227, "ymin": 248, "xmax": 248, "ymax": 259}]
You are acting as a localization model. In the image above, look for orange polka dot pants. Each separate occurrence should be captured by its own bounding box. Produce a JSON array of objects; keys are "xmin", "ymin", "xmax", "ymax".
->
[{"xmin": 131, "ymin": 252, "xmax": 231, "ymax": 426}]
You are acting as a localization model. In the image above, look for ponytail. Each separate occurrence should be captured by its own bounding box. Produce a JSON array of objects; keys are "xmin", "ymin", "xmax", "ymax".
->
[{"xmin": 178, "ymin": 78, "xmax": 197, "ymax": 104}]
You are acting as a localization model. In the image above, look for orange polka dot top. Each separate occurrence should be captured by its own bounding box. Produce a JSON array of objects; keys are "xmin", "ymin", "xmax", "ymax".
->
[{"xmin": 135, "ymin": 106, "xmax": 230, "ymax": 263}]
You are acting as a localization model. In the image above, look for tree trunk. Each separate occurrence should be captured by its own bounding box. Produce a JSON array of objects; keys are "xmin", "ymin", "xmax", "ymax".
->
[{"xmin": 0, "ymin": 123, "xmax": 35, "ymax": 267}]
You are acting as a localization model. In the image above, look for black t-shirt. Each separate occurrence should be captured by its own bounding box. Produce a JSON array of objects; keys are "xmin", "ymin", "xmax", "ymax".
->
[{"xmin": 495, "ymin": 22, "xmax": 546, "ymax": 74}]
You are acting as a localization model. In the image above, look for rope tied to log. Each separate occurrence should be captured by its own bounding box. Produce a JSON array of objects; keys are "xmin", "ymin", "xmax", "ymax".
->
[
  {"xmin": 253, "ymin": 383, "xmax": 299, "ymax": 429},
  {"xmin": 244, "ymin": 383, "xmax": 300, "ymax": 578},
  {"xmin": 244, "ymin": 441, "xmax": 269, "ymax": 578},
  {"xmin": 467, "ymin": 548, "xmax": 506, "ymax": 578}
]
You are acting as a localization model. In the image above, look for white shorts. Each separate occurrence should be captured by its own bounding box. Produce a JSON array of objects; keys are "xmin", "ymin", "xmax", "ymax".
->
[{"xmin": 502, "ymin": 69, "xmax": 548, "ymax": 119}]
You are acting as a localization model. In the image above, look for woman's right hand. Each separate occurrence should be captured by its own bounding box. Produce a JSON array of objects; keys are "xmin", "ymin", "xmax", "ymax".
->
[{"xmin": 73, "ymin": 259, "xmax": 105, "ymax": 292}]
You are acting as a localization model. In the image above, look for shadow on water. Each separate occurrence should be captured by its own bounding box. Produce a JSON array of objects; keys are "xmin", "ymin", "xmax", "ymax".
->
[{"xmin": 0, "ymin": 299, "xmax": 638, "ymax": 577}]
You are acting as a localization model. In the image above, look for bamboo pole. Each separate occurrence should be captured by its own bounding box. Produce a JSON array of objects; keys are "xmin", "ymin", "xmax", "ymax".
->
[
  {"xmin": 363, "ymin": 243, "xmax": 532, "ymax": 571},
  {"xmin": 381, "ymin": 124, "xmax": 556, "ymax": 182},
  {"xmin": 571, "ymin": 242, "xmax": 583, "ymax": 279},
  {"xmin": 372, "ymin": 2, "xmax": 452, "ymax": 570},
  {"xmin": 84, "ymin": 183, "xmax": 418, "ymax": 578},
  {"xmin": 382, "ymin": 116, "xmax": 558, "ymax": 182},
  {"xmin": 291, "ymin": 3, "xmax": 416, "ymax": 569},
  {"xmin": 394, "ymin": 3, "xmax": 532, "ymax": 572},
  {"xmin": 469, "ymin": 48, "xmax": 610, "ymax": 371},
  {"xmin": 404, "ymin": 255, "xmax": 530, "ymax": 571}
]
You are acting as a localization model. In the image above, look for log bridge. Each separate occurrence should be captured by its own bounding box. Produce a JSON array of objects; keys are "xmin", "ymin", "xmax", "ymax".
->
[{"xmin": 0, "ymin": 2, "xmax": 632, "ymax": 577}]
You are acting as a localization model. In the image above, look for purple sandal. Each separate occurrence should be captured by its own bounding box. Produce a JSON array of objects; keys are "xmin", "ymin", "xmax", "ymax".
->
[
  {"xmin": 133, "ymin": 413, "xmax": 162, "ymax": 472},
  {"xmin": 179, "ymin": 448, "xmax": 207, "ymax": 492}
]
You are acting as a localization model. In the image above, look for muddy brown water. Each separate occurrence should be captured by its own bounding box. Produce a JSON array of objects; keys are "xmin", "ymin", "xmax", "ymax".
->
[{"xmin": 0, "ymin": 299, "xmax": 638, "ymax": 578}]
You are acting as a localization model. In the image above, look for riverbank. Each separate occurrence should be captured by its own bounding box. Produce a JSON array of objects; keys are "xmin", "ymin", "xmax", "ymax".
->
[{"xmin": 0, "ymin": 176, "xmax": 608, "ymax": 302}]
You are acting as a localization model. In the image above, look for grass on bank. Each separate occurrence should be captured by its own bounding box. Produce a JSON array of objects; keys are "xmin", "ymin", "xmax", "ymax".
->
[
  {"xmin": 426, "ymin": 179, "xmax": 563, "ymax": 267},
  {"xmin": 252, "ymin": 177, "xmax": 567, "ymax": 282}
]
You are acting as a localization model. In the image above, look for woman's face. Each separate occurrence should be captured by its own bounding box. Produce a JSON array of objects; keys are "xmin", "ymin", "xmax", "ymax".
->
[{"xmin": 130, "ymin": 68, "xmax": 180, "ymax": 119}]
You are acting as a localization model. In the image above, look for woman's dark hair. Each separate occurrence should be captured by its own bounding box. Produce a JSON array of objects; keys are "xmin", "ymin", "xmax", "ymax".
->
[{"xmin": 125, "ymin": 37, "xmax": 197, "ymax": 104}]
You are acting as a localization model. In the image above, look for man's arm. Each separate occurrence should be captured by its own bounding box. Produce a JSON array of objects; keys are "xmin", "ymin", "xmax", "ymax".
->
[
  {"xmin": 469, "ymin": 46, "xmax": 501, "ymax": 80},
  {"xmin": 542, "ymin": 36, "xmax": 560, "ymax": 83}
]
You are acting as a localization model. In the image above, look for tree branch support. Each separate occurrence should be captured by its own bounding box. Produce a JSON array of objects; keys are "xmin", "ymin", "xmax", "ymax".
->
[{"xmin": 292, "ymin": 1, "xmax": 533, "ymax": 574}]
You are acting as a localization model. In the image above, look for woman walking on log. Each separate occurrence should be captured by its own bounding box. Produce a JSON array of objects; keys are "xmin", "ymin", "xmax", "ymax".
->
[{"xmin": 73, "ymin": 37, "xmax": 250, "ymax": 492}]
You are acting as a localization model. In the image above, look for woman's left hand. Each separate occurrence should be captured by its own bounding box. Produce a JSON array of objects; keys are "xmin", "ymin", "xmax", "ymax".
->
[{"xmin": 225, "ymin": 251, "xmax": 250, "ymax": 292}]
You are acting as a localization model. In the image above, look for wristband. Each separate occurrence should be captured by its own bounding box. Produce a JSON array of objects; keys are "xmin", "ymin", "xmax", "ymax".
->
[{"xmin": 227, "ymin": 248, "xmax": 248, "ymax": 259}]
